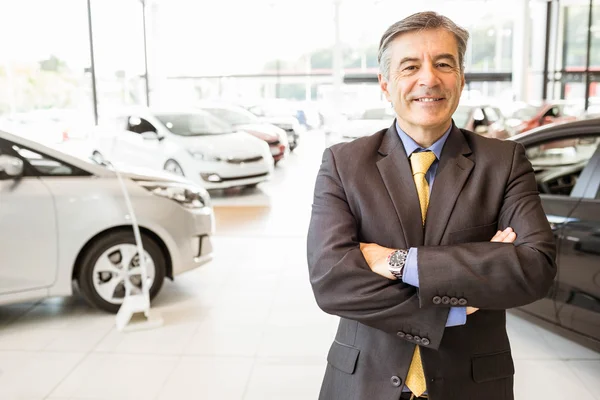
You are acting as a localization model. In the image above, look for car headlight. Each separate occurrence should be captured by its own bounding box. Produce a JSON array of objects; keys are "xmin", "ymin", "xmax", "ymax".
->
[
  {"xmin": 187, "ymin": 149, "xmax": 221, "ymax": 162},
  {"xmin": 136, "ymin": 181, "xmax": 211, "ymax": 209}
]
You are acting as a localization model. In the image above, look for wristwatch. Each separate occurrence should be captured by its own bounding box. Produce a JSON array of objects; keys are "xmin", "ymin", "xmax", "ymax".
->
[{"xmin": 387, "ymin": 249, "xmax": 409, "ymax": 280}]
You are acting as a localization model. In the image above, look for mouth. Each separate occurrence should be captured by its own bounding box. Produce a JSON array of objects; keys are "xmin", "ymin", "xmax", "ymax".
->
[{"xmin": 413, "ymin": 97, "xmax": 445, "ymax": 103}]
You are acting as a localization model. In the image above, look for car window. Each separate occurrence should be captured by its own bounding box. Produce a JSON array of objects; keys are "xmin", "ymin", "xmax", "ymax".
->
[
  {"xmin": 127, "ymin": 116, "xmax": 157, "ymax": 134},
  {"xmin": 154, "ymin": 111, "xmax": 233, "ymax": 136},
  {"xmin": 204, "ymin": 107, "xmax": 256, "ymax": 125},
  {"xmin": 11, "ymin": 144, "xmax": 89, "ymax": 177},
  {"xmin": 525, "ymin": 135, "xmax": 600, "ymax": 196}
]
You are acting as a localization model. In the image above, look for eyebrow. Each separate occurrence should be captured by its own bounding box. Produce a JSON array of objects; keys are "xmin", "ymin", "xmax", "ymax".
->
[{"xmin": 398, "ymin": 53, "xmax": 458, "ymax": 66}]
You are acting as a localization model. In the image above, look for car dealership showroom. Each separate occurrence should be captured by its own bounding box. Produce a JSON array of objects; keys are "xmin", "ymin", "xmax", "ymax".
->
[{"xmin": 1, "ymin": 0, "xmax": 599, "ymax": 399}]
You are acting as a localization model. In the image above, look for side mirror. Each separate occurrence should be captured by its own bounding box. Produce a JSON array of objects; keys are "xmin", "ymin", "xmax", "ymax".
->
[
  {"xmin": 0, "ymin": 154, "xmax": 24, "ymax": 177},
  {"xmin": 141, "ymin": 131, "xmax": 159, "ymax": 140}
]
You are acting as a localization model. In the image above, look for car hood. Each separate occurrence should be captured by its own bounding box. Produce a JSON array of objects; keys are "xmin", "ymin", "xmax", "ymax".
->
[
  {"xmin": 258, "ymin": 116, "xmax": 297, "ymax": 129},
  {"xmin": 169, "ymin": 131, "xmax": 266, "ymax": 158},
  {"xmin": 234, "ymin": 123, "xmax": 281, "ymax": 141}
]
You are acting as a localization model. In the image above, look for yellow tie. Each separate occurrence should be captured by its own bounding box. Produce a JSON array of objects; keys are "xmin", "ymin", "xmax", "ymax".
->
[{"xmin": 405, "ymin": 151, "xmax": 437, "ymax": 396}]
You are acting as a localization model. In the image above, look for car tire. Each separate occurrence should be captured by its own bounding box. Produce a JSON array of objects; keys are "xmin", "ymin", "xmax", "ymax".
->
[
  {"xmin": 164, "ymin": 159, "xmax": 185, "ymax": 176},
  {"xmin": 77, "ymin": 231, "xmax": 166, "ymax": 313}
]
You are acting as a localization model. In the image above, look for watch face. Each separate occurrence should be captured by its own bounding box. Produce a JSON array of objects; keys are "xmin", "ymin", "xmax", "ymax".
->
[{"xmin": 389, "ymin": 250, "xmax": 407, "ymax": 270}]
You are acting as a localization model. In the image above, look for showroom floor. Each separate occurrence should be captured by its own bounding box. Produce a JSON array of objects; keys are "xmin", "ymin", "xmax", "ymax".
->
[{"xmin": 0, "ymin": 131, "xmax": 599, "ymax": 400}]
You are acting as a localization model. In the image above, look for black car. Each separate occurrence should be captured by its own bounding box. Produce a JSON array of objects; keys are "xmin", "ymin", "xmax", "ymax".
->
[{"xmin": 509, "ymin": 118, "xmax": 600, "ymax": 350}]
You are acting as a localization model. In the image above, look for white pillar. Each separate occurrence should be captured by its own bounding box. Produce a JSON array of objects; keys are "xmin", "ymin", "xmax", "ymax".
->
[{"xmin": 512, "ymin": 0, "xmax": 531, "ymax": 102}]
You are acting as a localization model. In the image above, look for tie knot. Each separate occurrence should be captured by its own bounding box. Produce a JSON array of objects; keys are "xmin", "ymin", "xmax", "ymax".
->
[{"xmin": 410, "ymin": 151, "xmax": 437, "ymax": 175}]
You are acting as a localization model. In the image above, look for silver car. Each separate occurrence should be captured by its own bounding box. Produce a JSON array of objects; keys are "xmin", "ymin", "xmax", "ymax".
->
[{"xmin": 0, "ymin": 130, "xmax": 215, "ymax": 313}]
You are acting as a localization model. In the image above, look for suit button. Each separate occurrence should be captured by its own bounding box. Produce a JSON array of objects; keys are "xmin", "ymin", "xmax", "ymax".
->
[
  {"xmin": 421, "ymin": 338, "xmax": 430, "ymax": 346},
  {"xmin": 450, "ymin": 297, "xmax": 459, "ymax": 306},
  {"xmin": 433, "ymin": 296, "xmax": 442, "ymax": 305},
  {"xmin": 405, "ymin": 334, "xmax": 413, "ymax": 340},
  {"xmin": 414, "ymin": 336, "xmax": 421, "ymax": 343},
  {"xmin": 397, "ymin": 331, "xmax": 405, "ymax": 338},
  {"xmin": 458, "ymin": 298, "xmax": 467, "ymax": 306},
  {"xmin": 441, "ymin": 296, "xmax": 450, "ymax": 305},
  {"xmin": 390, "ymin": 376, "xmax": 402, "ymax": 387}
]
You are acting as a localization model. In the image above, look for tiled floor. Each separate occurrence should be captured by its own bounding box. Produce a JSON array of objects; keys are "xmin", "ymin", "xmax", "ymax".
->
[{"xmin": 1, "ymin": 131, "xmax": 598, "ymax": 400}]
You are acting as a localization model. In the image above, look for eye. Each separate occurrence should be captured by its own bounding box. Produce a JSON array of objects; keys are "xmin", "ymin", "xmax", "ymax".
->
[
  {"xmin": 403, "ymin": 65, "xmax": 418, "ymax": 71},
  {"xmin": 437, "ymin": 63, "xmax": 453, "ymax": 69}
]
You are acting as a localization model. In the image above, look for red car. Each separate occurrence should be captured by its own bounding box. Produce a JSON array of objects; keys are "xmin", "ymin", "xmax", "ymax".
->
[{"xmin": 506, "ymin": 102, "xmax": 578, "ymax": 135}]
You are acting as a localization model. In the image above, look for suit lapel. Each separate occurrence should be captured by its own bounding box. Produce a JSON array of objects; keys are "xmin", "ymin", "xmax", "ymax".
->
[
  {"xmin": 376, "ymin": 124, "xmax": 424, "ymax": 247},
  {"xmin": 424, "ymin": 126, "xmax": 474, "ymax": 246}
]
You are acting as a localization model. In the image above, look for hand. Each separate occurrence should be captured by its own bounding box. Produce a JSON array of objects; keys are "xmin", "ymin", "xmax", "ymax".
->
[
  {"xmin": 359, "ymin": 242, "xmax": 396, "ymax": 280},
  {"xmin": 468, "ymin": 227, "xmax": 518, "ymax": 315}
]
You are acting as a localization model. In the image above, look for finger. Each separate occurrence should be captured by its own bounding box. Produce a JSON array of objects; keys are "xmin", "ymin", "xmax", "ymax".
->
[
  {"xmin": 490, "ymin": 230, "xmax": 503, "ymax": 242},
  {"xmin": 491, "ymin": 228, "xmax": 510, "ymax": 242},
  {"xmin": 503, "ymin": 232, "xmax": 517, "ymax": 243}
]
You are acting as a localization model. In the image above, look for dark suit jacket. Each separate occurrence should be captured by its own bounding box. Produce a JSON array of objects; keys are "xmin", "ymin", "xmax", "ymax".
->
[{"xmin": 307, "ymin": 123, "xmax": 556, "ymax": 400}]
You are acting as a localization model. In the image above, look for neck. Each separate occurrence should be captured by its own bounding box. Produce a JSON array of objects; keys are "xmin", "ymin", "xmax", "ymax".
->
[{"xmin": 397, "ymin": 121, "xmax": 451, "ymax": 148}]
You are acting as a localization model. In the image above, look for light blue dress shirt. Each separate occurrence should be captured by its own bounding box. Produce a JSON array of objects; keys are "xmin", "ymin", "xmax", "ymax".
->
[{"xmin": 395, "ymin": 121, "xmax": 467, "ymax": 327}]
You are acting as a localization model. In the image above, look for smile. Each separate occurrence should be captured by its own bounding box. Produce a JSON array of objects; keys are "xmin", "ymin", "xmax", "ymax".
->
[{"xmin": 414, "ymin": 98, "xmax": 444, "ymax": 102}]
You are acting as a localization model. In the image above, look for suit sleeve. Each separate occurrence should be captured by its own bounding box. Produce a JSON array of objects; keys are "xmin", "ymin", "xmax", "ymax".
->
[
  {"xmin": 416, "ymin": 143, "xmax": 557, "ymax": 310},
  {"xmin": 307, "ymin": 148, "xmax": 450, "ymax": 350}
]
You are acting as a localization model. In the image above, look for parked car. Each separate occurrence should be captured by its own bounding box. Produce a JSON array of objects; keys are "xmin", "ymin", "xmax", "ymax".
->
[
  {"xmin": 91, "ymin": 107, "xmax": 274, "ymax": 190},
  {"xmin": 505, "ymin": 102, "xmax": 578, "ymax": 135},
  {"xmin": 453, "ymin": 103, "xmax": 511, "ymax": 139},
  {"xmin": 242, "ymin": 101, "xmax": 302, "ymax": 151},
  {"xmin": 328, "ymin": 105, "xmax": 395, "ymax": 143},
  {"xmin": 510, "ymin": 118, "xmax": 600, "ymax": 349},
  {"xmin": 197, "ymin": 102, "xmax": 289, "ymax": 165},
  {"xmin": 0, "ymin": 129, "xmax": 215, "ymax": 313}
]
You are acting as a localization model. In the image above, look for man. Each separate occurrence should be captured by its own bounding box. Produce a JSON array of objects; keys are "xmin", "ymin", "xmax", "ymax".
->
[{"xmin": 306, "ymin": 11, "xmax": 556, "ymax": 400}]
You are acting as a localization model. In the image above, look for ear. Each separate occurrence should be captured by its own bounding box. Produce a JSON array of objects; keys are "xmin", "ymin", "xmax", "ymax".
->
[
  {"xmin": 378, "ymin": 74, "xmax": 392, "ymax": 102},
  {"xmin": 460, "ymin": 72, "xmax": 466, "ymax": 91}
]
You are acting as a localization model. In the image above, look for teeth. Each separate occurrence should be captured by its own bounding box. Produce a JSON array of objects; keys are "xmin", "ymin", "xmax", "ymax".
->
[{"xmin": 416, "ymin": 98, "xmax": 441, "ymax": 102}]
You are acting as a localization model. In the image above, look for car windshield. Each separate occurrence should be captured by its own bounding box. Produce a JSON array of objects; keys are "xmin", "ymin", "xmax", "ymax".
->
[
  {"xmin": 155, "ymin": 111, "xmax": 233, "ymax": 136},
  {"xmin": 453, "ymin": 106, "xmax": 471, "ymax": 128},
  {"xmin": 526, "ymin": 136, "xmax": 600, "ymax": 167},
  {"xmin": 203, "ymin": 107, "xmax": 257, "ymax": 125}
]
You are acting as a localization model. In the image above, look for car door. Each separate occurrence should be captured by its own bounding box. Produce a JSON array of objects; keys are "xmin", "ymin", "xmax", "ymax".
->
[
  {"xmin": 519, "ymin": 134, "xmax": 600, "ymax": 325},
  {"xmin": 553, "ymin": 143, "xmax": 600, "ymax": 341},
  {"xmin": 112, "ymin": 115, "xmax": 162, "ymax": 169},
  {"xmin": 0, "ymin": 138, "xmax": 58, "ymax": 294}
]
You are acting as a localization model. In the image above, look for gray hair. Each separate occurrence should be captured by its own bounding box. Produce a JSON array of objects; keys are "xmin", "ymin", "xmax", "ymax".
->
[{"xmin": 378, "ymin": 11, "xmax": 469, "ymax": 80}]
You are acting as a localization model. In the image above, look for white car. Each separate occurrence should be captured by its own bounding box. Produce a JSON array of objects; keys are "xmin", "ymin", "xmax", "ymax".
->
[
  {"xmin": 0, "ymin": 130, "xmax": 215, "ymax": 313},
  {"xmin": 92, "ymin": 108, "xmax": 274, "ymax": 190},
  {"xmin": 329, "ymin": 106, "xmax": 396, "ymax": 143}
]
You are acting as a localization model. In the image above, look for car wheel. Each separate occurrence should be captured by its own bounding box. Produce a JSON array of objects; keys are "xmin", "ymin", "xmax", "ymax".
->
[
  {"xmin": 164, "ymin": 159, "xmax": 184, "ymax": 176},
  {"xmin": 77, "ymin": 231, "xmax": 166, "ymax": 313}
]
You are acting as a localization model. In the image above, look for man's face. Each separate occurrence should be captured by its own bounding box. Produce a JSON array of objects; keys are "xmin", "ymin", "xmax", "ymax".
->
[{"xmin": 379, "ymin": 28, "xmax": 465, "ymax": 135}]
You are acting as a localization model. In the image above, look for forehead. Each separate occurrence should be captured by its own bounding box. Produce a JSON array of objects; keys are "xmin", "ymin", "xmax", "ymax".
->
[{"xmin": 388, "ymin": 28, "xmax": 459, "ymax": 60}]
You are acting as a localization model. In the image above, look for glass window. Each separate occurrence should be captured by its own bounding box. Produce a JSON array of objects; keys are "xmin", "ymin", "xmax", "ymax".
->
[
  {"xmin": 127, "ymin": 116, "xmax": 157, "ymax": 134},
  {"xmin": 154, "ymin": 111, "xmax": 233, "ymax": 136},
  {"xmin": 203, "ymin": 107, "xmax": 257, "ymax": 126},
  {"xmin": 525, "ymin": 135, "xmax": 600, "ymax": 196},
  {"xmin": 0, "ymin": 0, "xmax": 94, "ymax": 143},
  {"xmin": 11, "ymin": 144, "xmax": 89, "ymax": 177}
]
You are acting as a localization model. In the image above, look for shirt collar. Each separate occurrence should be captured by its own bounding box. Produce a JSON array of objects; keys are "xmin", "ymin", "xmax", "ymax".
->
[{"xmin": 395, "ymin": 120, "xmax": 452, "ymax": 160}]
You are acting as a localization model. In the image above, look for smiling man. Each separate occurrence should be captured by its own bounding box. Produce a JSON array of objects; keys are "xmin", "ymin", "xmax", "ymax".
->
[{"xmin": 307, "ymin": 11, "xmax": 556, "ymax": 400}]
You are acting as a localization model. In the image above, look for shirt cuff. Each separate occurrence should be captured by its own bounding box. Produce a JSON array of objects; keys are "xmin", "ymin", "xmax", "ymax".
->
[
  {"xmin": 401, "ymin": 247, "xmax": 419, "ymax": 287},
  {"xmin": 446, "ymin": 307, "xmax": 467, "ymax": 327}
]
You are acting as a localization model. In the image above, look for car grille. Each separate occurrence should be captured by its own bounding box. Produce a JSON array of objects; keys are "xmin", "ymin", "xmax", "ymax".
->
[{"xmin": 226, "ymin": 155, "xmax": 263, "ymax": 164}]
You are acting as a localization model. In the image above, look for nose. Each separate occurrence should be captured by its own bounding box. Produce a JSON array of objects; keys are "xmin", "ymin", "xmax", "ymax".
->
[{"xmin": 418, "ymin": 62, "xmax": 441, "ymax": 88}]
